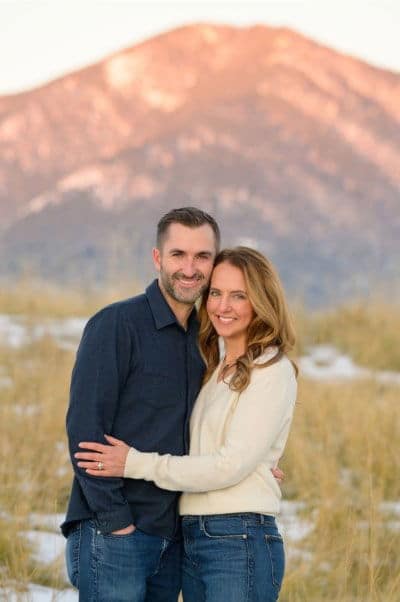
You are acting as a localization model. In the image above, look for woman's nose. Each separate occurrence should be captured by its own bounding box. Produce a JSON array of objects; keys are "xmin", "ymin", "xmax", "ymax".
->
[{"xmin": 217, "ymin": 296, "xmax": 232, "ymax": 312}]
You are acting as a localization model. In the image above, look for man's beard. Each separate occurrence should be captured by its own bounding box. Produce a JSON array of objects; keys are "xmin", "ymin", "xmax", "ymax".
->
[{"xmin": 160, "ymin": 269, "xmax": 208, "ymax": 305}]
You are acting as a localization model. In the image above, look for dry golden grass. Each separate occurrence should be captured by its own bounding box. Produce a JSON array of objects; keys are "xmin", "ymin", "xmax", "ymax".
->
[
  {"xmin": 280, "ymin": 377, "xmax": 400, "ymax": 601},
  {"xmin": 0, "ymin": 279, "xmax": 139, "ymax": 317},
  {"xmin": 0, "ymin": 288, "xmax": 399, "ymax": 598},
  {"xmin": 0, "ymin": 338, "xmax": 74, "ymax": 589},
  {"xmin": 299, "ymin": 300, "xmax": 400, "ymax": 371}
]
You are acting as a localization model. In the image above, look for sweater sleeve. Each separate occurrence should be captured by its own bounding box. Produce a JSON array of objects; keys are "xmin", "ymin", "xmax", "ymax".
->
[
  {"xmin": 66, "ymin": 306, "xmax": 134, "ymax": 533},
  {"xmin": 124, "ymin": 360, "xmax": 296, "ymax": 492}
]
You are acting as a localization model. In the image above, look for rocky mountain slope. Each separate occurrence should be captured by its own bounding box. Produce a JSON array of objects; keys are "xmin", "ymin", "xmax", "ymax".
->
[{"xmin": 1, "ymin": 24, "xmax": 399, "ymax": 305}]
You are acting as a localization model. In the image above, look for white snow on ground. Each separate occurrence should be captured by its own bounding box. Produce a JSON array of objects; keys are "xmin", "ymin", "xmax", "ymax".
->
[
  {"xmin": 278, "ymin": 500, "xmax": 313, "ymax": 542},
  {"xmin": 29, "ymin": 514, "xmax": 66, "ymax": 532},
  {"xmin": 23, "ymin": 531, "xmax": 66, "ymax": 565},
  {"xmin": 31, "ymin": 318, "xmax": 88, "ymax": 351},
  {"xmin": 299, "ymin": 344, "xmax": 400, "ymax": 385},
  {"xmin": 1, "ymin": 584, "xmax": 78, "ymax": 601},
  {"xmin": 0, "ymin": 314, "xmax": 87, "ymax": 350},
  {"xmin": 0, "ymin": 366, "xmax": 13, "ymax": 389},
  {"xmin": 0, "ymin": 314, "xmax": 26, "ymax": 347},
  {"xmin": 380, "ymin": 501, "xmax": 400, "ymax": 515},
  {"xmin": 0, "ymin": 514, "xmax": 77, "ymax": 601}
]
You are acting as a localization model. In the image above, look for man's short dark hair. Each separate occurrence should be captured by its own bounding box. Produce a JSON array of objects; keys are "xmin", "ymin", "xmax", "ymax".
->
[{"xmin": 157, "ymin": 207, "xmax": 220, "ymax": 251}]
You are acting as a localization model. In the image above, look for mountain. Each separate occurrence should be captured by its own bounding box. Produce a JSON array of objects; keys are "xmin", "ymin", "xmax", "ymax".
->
[{"xmin": 1, "ymin": 24, "xmax": 399, "ymax": 305}]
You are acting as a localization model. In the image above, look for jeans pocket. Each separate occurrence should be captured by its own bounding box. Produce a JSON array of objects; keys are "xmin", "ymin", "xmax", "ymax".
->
[
  {"xmin": 203, "ymin": 517, "xmax": 247, "ymax": 539},
  {"xmin": 101, "ymin": 526, "xmax": 138, "ymax": 540},
  {"xmin": 65, "ymin": 523, "xmax": 81, "ymax": 589},
  {"xmin": 264, "ymin": 533, "xmax": 285, "ymax": 592}
]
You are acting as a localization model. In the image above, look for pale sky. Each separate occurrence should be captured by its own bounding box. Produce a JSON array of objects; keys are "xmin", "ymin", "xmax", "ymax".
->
[{"xmin": 0, "ymin": 0, "xmax": 399, "ymax": 95}]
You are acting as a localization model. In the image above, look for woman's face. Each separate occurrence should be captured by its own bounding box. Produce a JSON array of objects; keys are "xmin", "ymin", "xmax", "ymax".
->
[{"xmin": 206, "ymin": 262, "xmax": 254, "ymax": 342}]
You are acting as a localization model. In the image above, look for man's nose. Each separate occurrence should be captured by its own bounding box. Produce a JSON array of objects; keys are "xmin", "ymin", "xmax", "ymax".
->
[{"xmin": 181, "ymin": 258, "xmax": 196, "ymax": 277}]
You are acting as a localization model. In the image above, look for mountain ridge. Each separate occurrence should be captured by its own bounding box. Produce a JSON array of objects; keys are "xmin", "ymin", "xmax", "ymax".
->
[{"xmin": 1, "ymin": 23, "xmax": 399, "ymax": 305}]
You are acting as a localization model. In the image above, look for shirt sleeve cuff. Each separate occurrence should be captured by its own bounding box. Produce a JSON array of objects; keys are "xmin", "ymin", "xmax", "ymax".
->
[
  {"xmin": 95, "ymin": 505, "xmax": 133, "ymax": 534},
  {"xmin": 124, "ymin": 447, "xmax": 157, "ymax": 480}
]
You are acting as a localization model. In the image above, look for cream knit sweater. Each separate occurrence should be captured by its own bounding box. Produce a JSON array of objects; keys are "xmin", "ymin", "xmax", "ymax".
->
[{"xmin": 124, "ymin": 348, "xmax": 297, "ymax": 517}]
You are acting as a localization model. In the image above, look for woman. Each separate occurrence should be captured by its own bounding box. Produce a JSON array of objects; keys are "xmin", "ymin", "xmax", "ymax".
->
[{"xmin": 76, "ymin": 247, "xmax": 298, "ymax": 601}]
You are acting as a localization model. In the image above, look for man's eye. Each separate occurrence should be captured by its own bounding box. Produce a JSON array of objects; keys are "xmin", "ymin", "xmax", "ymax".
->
[{"xmin": 209, "ymin": 290, "xmax": 220, "ymax": 297}]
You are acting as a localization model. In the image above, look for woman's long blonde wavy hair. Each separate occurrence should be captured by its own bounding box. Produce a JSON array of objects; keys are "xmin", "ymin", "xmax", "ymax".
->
[{"xmin": 198, "ymin": 247, "xmax": 297, "ymax": 392}]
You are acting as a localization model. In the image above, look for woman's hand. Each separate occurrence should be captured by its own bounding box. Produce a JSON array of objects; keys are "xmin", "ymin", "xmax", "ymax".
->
[
  {"xmin": 75, "ymin": 435, "xmax": 130, "ymax": 477},
  {"xmin": 271, "ymin": 466, "xmax": 285, "ymax": 483}
]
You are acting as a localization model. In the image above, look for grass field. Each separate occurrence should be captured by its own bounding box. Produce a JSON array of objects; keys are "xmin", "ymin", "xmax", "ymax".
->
[{"xmin": 1, "ymin": 285, "xmax": 399, "ymax": 600}]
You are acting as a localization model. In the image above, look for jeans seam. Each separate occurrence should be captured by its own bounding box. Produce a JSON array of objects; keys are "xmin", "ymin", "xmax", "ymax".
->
[
  {"xmin": 76, "ymin": 522, "xmax": 81, "ymax": 589},
  {"xmin": 246, "ymin": 530, "xmax": 253, "ymax": 602},
  {"xmin": 92, "ymin": 522, "xmax": 99, "ymax": 600},
  {"xmin": 183, "ymin": 531, "xmax": 198, "ymax": 568},
  {"xmin": 152, "ymin": 538, "xmax": 169, "ymax": 577},
  {"xmin": 265, "ymin": 534, "xmax": 283, "ymax": 590}
]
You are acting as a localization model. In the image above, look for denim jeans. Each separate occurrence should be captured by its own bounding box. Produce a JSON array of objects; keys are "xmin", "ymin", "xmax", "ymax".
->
[
  {"xmin": 181, "ymin": 513, "xmax": 285, "ymax": 602},
  {"xmin": 65, "ymin": 519, "xmax": 182, "ymax": 602}
]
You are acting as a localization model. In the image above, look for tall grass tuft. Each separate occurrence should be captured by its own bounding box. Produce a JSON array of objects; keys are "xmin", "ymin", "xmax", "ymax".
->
[
  {"xmin": 280, "ymin": 377, "xmax": 400, "ymax": 601},
  {"xmin": 300, "ymin": 301, "xmax": 400, "ymax": 371}
]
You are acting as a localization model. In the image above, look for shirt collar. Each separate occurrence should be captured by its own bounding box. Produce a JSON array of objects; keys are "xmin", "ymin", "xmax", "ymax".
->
[{"xmin": 145, "ymin": 279, "xmax": 198, "ymax": 331}]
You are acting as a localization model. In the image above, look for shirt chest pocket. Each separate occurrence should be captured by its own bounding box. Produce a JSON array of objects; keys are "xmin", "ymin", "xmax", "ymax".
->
[{"xmin": 134, "ymin": 370, "xmax": 181, "ymax": 409}]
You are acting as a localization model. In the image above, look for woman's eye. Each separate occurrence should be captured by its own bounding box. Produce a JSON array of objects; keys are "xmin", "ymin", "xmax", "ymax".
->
[{"xmin": 209, "ymin": 290, "xmax": 219, "ymax": 297}]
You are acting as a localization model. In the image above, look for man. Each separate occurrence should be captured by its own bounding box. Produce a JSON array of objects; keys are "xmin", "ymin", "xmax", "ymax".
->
[{"xmin": 62, "ymin": 207, "xmax": 220, "ymax": 601}]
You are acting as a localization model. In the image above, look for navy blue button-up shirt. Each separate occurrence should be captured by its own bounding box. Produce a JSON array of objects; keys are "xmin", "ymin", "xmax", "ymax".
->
[{"xmin": 61, "ymin": 280, "xmax": 205, "ymax": 539}]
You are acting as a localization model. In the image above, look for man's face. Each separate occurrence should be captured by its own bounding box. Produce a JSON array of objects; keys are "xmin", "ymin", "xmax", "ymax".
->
[{"xmin": 153, "ymin": 223, "xmax": 217, "ymax": 306}]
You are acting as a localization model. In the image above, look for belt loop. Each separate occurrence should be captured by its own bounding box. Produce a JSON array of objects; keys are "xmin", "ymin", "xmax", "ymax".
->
[
  {"xmin": 199, "ymin": 516, "xmax": 204, "ymax": 531},
  {"xmin": 260, "ymin": 514, "xmax": 264, "ymax": 525}
]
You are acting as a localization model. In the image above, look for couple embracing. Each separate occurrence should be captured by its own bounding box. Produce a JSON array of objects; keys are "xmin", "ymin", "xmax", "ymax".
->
[{"xmin": 62, "ymin": 207, "xmax": 298, "ymax": 601}]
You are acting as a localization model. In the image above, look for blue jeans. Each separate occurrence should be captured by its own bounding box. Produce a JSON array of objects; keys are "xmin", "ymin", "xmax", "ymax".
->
[
  {"xmin": 65, "ymin": 519, "xmax": 181, "ymax": 602},
  {"xmin": 181, "ymin": 513, "xmax": 285, "ymax": 602}
]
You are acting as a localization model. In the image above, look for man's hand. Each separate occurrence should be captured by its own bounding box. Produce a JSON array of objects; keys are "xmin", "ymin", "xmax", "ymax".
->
[
  {"xmin": 111, "ymin": 524, "xmax": 136, "ymax": 535},
  {"xmin": 75, "ymin": 434, "xmax": 130, "ymax": 477}
]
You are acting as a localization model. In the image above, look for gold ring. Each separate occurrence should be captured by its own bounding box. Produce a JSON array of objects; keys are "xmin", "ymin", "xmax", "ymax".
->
[{"xmin": 97, "ymin": 461, "xmax": 104, "ymax": 471}]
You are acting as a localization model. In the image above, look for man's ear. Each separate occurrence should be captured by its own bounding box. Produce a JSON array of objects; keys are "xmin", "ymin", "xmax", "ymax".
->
[{"xmin": 152, "ymin": 247, "xmax": 161, "ymax": 271}]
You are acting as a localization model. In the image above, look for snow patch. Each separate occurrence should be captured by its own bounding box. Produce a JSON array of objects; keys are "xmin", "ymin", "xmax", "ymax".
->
[
  {"xmin": 59, "ymin": 167, "xmax": 104, "ymax": 192},
  {"xmin": 23, "ymin": 531, "xmax": 65, "ymax": 565},
  {"xmin": 141, "ymin": 88, "xmax": 183, "ymax": 112},
  {"xmin": 300, "ymin": 344, "xmax": 400, "ymax": 385},
  {"xmin": 199, "ymin": 26, "xmax": 219, "ymax": 44},
  {"xmin": 0, "ymin": 314, "xmax": 87, "ymax": 349},
  {"xmin": 105, "ymin": 53, "xmax": 147, "ymax": 90},
  {"xmin": 278, "ymin": 501, "xmax": 313, "ymax": 542},
  {"xmin": 1, "ymin": 584, "xmax": 77, "ymax": 601}
]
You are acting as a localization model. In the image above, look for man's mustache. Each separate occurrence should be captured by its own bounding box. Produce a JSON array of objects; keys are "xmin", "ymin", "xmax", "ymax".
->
[{"xmin": 173, "ymin": 273, "xmax": 204, "ymax": 282}]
